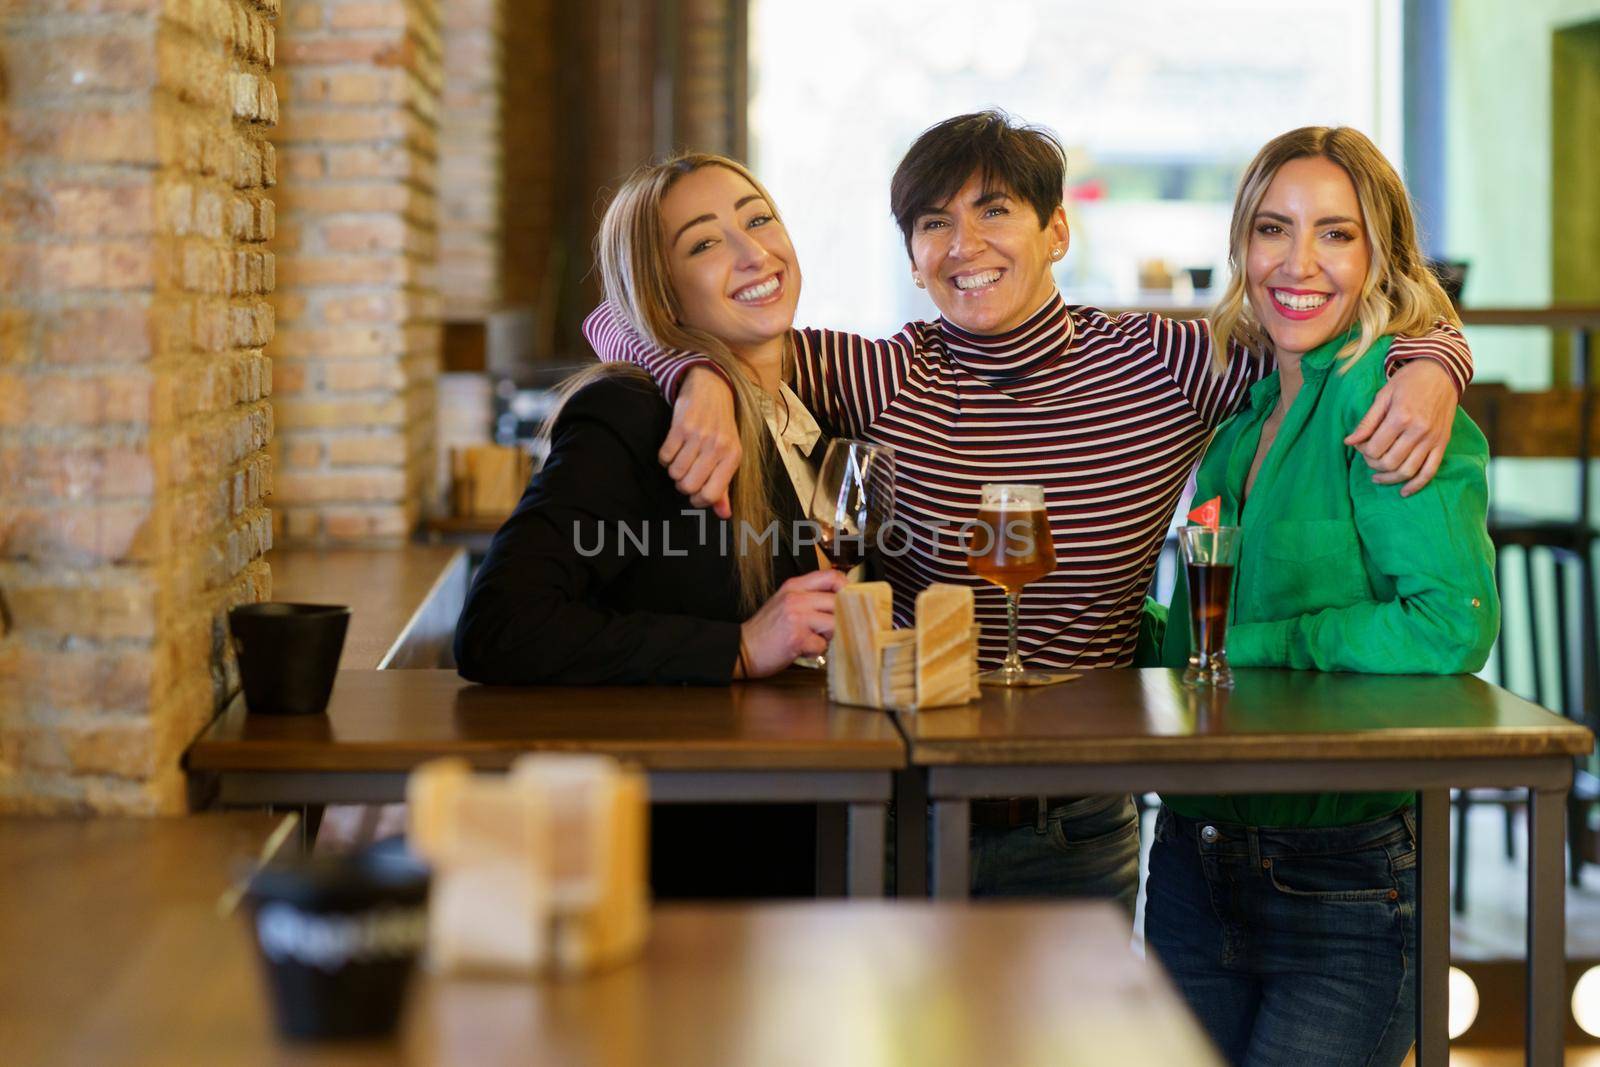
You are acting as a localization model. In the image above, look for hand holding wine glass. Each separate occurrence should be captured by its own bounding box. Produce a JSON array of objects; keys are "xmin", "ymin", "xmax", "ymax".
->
[
  {"xmin": 811, "ymin": 439, "xmax": 895, "ymax": 574},
  {"xmin": 794, "ymin": 439, "xmax": 894, "ymax": 668}
]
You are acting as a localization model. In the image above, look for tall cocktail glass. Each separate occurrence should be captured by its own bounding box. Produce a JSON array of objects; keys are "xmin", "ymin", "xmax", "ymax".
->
[{"xmin": 1178, "ymin": 525, "xmax": 1240, "ymax": 688}]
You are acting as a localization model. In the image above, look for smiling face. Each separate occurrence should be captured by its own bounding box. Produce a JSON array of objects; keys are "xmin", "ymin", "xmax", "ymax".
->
[
  {"xmin": 909, "ymin": 170, "xmax": 1068, "ymax": 335},
  {"xmin": 1246, "ymin": 155, "xmax": 1372, "ymax": 359},
  {"xmin": 659, "ymin": 165, "xmax": 800, "ymax": 362}
]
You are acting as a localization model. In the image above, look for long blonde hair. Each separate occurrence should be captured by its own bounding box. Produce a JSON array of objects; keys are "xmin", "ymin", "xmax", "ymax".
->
[
  {"xmin": 554, "ymin": 153, "xmax": 793, "ymax": 613},
  {"xmin": 1210, "ymin": 126, "xmax": 1460, "ymax": 371}
]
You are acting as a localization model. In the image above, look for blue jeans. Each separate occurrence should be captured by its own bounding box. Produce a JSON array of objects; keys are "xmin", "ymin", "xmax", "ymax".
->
[
  {"xmin": 971, "ymin": 794, "xmax": 1140, "ymax": 912},
  {"xmin": 1144, "ymin": 806, "xmax": 1417, "ymax": 1067}
]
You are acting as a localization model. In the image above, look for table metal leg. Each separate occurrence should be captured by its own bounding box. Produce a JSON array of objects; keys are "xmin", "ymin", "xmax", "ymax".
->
[
  {"xmin": 1415, "ymin": 789, "xmax": 1450, "ymax": 1067},
  {"xmin": 815, "ymin": 804, "xmax": 846, "ymax": 897},
  {"xmin": 894, "ymin": 769, "xmax": 929, "ymax": 898},
  {"xmin": 1528, "ymin": 785, "xmax": 1568, "ymax": 1066},
  {"xmin": 846, "ymin": 802, "xmax": 886, "ymax": 898},
  {"xmin": 931, "ymin": 800, "xmax": 970, "ymax": 900}
]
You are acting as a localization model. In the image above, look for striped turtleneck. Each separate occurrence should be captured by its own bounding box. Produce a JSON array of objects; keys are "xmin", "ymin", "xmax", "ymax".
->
[
  {"xmin": 937, "ymin": 294, "xmax": 1075, "ymax": 380},
  {"xmin": 584, "ymin": 295, "xmax": 1472, "ymax": 670}
]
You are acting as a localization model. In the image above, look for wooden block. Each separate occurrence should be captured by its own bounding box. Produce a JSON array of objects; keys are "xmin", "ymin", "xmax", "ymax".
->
[
  {"xmin": 828, "ymin": 582, "xmax": 894, "ymax": 708},
  {"xmin": 553, "ymin": 770, "xmax": 650, "ymax": 974},
  {"xmin": 880, "ymin": 629, "xmax": 917, "ymax": 710},
  {"xmin": 511, "ymin": 753, "xmax": 614, "ymax": 910},
  {"xmin": 969, "ymin": 623, "xmax": 983, "ymax": 699},
  {"xmin": 453, "ymin": 444, "xmax": 530, "ymax": 518},
  {"xmin": 408, "ymin": 754, "xmax": 651, "ymax": 977},
  {"xmin": 406, "ymin": 757, "xmax": 473, "ymax": 865},
  {"xmin": 430, "ymin": 863, "xmax": 549, "ymax": 974},
  {"xmin": 916, "ymin": 585, "xmax": 976, "ymax": 709}
]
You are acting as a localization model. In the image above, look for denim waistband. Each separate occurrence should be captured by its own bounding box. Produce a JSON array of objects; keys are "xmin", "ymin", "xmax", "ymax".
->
[{"xmin": 1160, "ymin": 805, "xmax": 1415, "ymax": 860}]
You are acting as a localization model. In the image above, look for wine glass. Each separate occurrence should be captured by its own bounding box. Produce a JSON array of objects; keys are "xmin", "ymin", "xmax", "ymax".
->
[
  {"xmin": 794, "ymin": 439, "xmax": 895, "ymax": 668},
  {"xmin": 966, "ymin": 483, "xmax": 1063, "ymax": 686}
]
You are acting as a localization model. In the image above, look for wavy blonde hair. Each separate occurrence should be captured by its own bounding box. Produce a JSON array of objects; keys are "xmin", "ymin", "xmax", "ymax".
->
[
  {"xmin": 553, "ymin": 153, "xmax": 793, "ymax": 613},
  {"xmin": 1210, "ymin": 126, "xmax": 1460, "ymax": 372}
]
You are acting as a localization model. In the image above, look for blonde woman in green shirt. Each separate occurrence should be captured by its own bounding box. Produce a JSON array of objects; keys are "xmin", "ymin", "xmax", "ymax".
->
[{"xmin": 1142, "ymin": 127, "xmax": 1498, "ymax": 1067}]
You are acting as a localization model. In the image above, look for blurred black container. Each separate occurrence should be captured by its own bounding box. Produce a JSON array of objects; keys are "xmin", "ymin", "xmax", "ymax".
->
[
  {"xmin": 229, "ymin": 603, "xmax": 350, "ymax": 716},
  {"xmin": 1427, "ymin": 259, "xmax": 1469, "ymax": 307},
  {"xmin": 245, "ymin": 844, "xmax": 430, "ymax": 1041}
]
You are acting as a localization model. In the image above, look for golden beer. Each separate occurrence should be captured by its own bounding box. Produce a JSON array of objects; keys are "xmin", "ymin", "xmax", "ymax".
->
[{"xmin": 967, "ymin": 505, "xmax": 1056, "ymax": 594}]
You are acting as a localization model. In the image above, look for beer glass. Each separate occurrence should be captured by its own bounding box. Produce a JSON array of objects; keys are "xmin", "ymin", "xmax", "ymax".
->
[
  {"xmin": 795, "ymin": 439, "xmax": 895, "ymax": 668},
  {"xmin": 966, "ymin": 483, "xmax": 1058, "ymax": 686},
  {"xmin": 1178, "ymin": 525, "xmax": 1240, "ymax": 688}
]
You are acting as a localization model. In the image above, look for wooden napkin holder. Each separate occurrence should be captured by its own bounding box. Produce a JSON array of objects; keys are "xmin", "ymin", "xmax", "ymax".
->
[
  {"xmin": 407, "ymin": 754, "xmax": 649, "ymax": 976},
  {"xmin": 827, "ymin": 582, "xmax": 980, "ymax": 711}
]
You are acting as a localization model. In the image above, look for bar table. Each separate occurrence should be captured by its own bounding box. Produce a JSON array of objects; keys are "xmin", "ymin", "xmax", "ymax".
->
[{"xmin": 894, "ymin": 668, "xmax": 1592, "ymax": 1065}]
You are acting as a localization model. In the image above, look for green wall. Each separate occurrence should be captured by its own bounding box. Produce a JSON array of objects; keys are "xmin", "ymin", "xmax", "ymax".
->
[
  {"xmin": 1448, "ymin": 0, "xmax": 1600, "ymax": 312},
  {"xmin": 1446, "ymin": 2, "xmax": 1600, "ymax": 704}
]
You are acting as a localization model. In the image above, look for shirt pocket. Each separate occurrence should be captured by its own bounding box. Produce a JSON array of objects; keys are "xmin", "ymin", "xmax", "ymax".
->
[{"xmin": 1253, "ymin": 519, "xmax": 1368, "ymax": 619}]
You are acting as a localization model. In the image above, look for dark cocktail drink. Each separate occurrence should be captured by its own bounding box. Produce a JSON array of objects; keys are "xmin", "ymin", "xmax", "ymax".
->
[
  {"xmin": 1185, "ymin": 561, "xmax": 1234, "ymax": 657},
  {"xmin": 1178, "ymin": 525, "xmax": 1240, "ymax": 688}
]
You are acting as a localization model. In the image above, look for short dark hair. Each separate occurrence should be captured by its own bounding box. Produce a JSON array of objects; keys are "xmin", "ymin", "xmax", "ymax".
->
[{"xmin": 889, "ymin": 110, "xmax": 1067, "ymax": 256}]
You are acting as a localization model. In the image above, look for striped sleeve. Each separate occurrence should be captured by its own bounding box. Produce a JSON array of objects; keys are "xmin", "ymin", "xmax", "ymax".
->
[
  {"xmin": 790, "ymin": 325, "xmax": 919, "ymax": 438},
  {"xmin": 1147, "ymin": 313, "xmax": 1269, "ymax": 428},
  {"xmin": 581, "ymin": 302, "xmax": 731, "ymax": 399},
  {"xmin": 1382, "ymin": 320, "xmax": 1473, "ymax": 394},
  {"xmin": 1148, "ymin": 314, "xmax": 1475, "ymax": 426}
]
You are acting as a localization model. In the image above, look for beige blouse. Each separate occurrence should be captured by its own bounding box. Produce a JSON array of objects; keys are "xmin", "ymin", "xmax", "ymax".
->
[{"xmin": 756, "ymin": 381, "xmax": 823, "ymax": 518}]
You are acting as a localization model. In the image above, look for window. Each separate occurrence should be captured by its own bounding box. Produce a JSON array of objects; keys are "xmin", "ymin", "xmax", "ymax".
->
[{"xmin": 750, "ymin": 0, "xmax": 1402, "ymax": 335}]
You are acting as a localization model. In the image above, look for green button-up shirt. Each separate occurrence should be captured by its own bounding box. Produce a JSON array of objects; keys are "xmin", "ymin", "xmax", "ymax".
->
[{"xmin": 1157, "ymin": 330, "xmax": 1499, "ymax": 827}]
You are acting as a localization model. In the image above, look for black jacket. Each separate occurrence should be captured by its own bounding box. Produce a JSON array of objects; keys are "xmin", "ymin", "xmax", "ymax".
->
[{"xmin": 454, "ymin": 373, "xmax": 821, "ymax": 685}]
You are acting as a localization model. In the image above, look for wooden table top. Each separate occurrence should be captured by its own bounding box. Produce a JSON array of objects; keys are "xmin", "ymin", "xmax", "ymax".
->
[
  {"xmin": 897, "ymin": 669, "xmax": 1593, "ymax": 765},
  {"xmin": 0, "ymin": 877, "xmax": 1217, "ymax": 1067},
  {"xmin": 266, "ymin": 545, "xmax": 467, "ymax": 669},
  {"xmin": 0, "ymin": 813, "xmax": 295, "ymax": 1067},
  {"xmin": 397, "ymin": 903, "xmax": 1219, "ymax": 1067},
  {"xmin": 187, "ymin": 668, "xmax": 906, "ymax": 773}
]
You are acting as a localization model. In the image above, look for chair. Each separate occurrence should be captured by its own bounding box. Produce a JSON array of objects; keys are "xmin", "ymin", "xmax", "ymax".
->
[{"xmin": 1455, "ymin": 337, "xmax": 1600, "ymax": 910}]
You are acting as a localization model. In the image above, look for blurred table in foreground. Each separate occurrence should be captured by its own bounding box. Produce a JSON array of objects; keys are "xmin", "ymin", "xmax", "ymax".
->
[
  {"xmin": 401, "ymin": 903, "xmax": 1219, "ymax": 1067},
  {"xmin": 186, "ymin": 668, "xmax": 901, "ymax": 895},
  {"xmin": 895, "ymin": 667, "xmax": 1592, "ymax": 1067},
  {"xmin": 0, "ymin": 840, "xmax": 1221, "ymax": 1067},
  {"xmin": 0, "ymin": 813, "xmax": 295, "ymax": 1066}
]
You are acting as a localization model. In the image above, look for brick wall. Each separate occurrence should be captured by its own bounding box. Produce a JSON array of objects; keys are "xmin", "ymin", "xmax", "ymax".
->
[
  {"xmin": 268, "ymin": 0, "xmax": 442, "ymax": 543},
  {"xmin": 438, "ymin": 0, "xmax": 501, "ymax": 319},
  {"xmin": 0, "ymin": 0, "xmax": 278, "ymax": 813}
]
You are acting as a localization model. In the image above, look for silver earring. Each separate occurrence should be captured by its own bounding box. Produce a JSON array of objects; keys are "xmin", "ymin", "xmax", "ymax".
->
[{"xmin": 1050, "ymin": 248, "xmax": 1064, "ymax": 261}]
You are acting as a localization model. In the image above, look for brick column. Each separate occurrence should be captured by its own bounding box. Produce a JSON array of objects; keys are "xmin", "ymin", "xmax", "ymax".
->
[
  {"xmin": 268, "ymin": 0, "xmax": 442, "ymax": 543},
  {"xmin": 438, "ymin": 0, "xmax": 501, "ymax": 319},
  {"xmin": 0, "ymin": 0, "xmax": 278, "ymax": 812}
]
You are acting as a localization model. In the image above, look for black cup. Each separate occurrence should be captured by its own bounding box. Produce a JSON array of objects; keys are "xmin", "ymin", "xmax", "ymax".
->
[
  {"xmin": 245, "ymin": 844, "xmax": 431, "ymax": 1041},
  {"xmin": 229, "ymin": 603, "xmax": 350, "ymax": 715},
  {"xmin": 1186, "ymin": 266, "xmax": 1214, "ymax": 291}
]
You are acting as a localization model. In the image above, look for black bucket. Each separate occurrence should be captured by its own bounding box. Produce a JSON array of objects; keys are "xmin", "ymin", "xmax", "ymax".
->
[
  {"xmin": 229, "ymin": 603, "xmax": 350, "ymax": 716},
  {"xmin": 244, "ymin": 843, "xmax": 430, "ymax": 1041}
]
